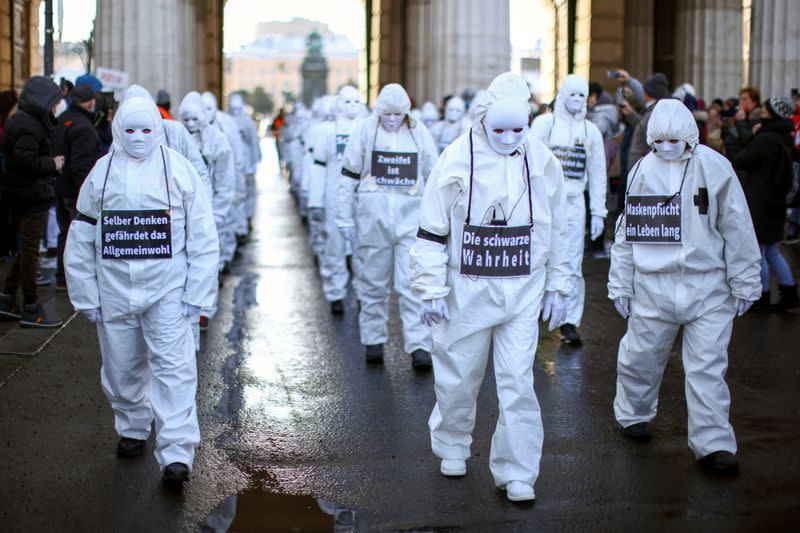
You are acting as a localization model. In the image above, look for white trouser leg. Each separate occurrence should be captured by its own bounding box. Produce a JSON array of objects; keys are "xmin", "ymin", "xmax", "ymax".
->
[
  {"xmin": 682, "ymin": 299, "xmax": 737, "ymax": 457},
  {"xmin": 489, "ymin": 307, "xmax": 543, "ymax": 488},
  {"xmin": 319, "ymin": 218, "xmax": 349, "ymax": 302},
  {"xmin": 309, "ymin": 218, "xmax": 325, "ymax": 257},
  {"xmin": 357, "ymin": 239, "xmax": 392, "ymax": 346},
  {"xmin": 564, "ymin": 194, "xmax": 586, "ymax": 327},
  {"xmin": 140, "ymin": 289, "xmax": 200, "ymax": 471},
  {"xmin": 429, "ymin": 327, "xmax": 492, "ymax": 460},
  {"xmin": 98, "ymin": 316, "xmax": 153, "ymax": 441},
  {"xmin": 394, "ymin": 232, "xmax": 431, "ymax": 354}
]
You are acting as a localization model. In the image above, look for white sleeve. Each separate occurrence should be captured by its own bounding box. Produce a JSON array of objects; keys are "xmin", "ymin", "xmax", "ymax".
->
[
  {"xmin": 530, "ymin": 114, "xmax": 554, "ymax": 145},
  {"xmin": 586, "ymin": 122, "xmax": 608, "ymax": 218},
  {"xmin": 181, "ymin": 160, "xmax": 220, "ymax": 308},
  {"xmin": 336, "ymin": 123, "xmax": 368, "ymax": 228},
  {"xmin": 542, "ymin": 151, "xmax": 572, "ymax": 295},
  {"xmin": 308, "ymin": 125, "xmax": 332, "ymax": 209},
  {"xmin": 211, "ymin": 135, "xmax": 236, "ymax": 228}
]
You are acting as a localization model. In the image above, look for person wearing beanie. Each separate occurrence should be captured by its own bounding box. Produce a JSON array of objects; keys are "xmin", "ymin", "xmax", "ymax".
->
[
  {"xmin": 626, "ymin": 73, "xmax": 671, "ymax": 166},
  {"xmin": 156, "ymin": 89, "xmax": 172, "ymax": 120},
  {"xmin": 734, "ymin": 95, "xmax": 799, "ymax": 311},
  {"xmin": 51, "ymin": 83, "xmax": 103, "ymax": 292}
]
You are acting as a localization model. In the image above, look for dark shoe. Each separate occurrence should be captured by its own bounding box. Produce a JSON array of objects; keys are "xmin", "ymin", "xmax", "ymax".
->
[
  {"xmin": 751, "ymin": 291, "xmax": 772, "ymax": 312},
  {"xmin": 199, "ymin": 316, "xmax": 209, "ymax": 331},
  {"xmin": 776, "ymin": 285, "xmax": 799, "ymax": 311},
  {"xmin": 0, "ymin": 293, "xmax": 21, "ymax": 320},
  {"xmin": 35, "ymin": 272, "xmax": 52, "ymax": 286},
  {"xmin": 116, "ymin": 437, "xmax": 146, "ymax": 458},
  {"xmin": 365, "ymin": 343, "xmax": 384, "ymax": 363},
  {"xmin": 621, "ymin": 422, "xmax": 652, "ymax": 441},
  {"xmin": 330, "ymin": 300, "xmax": 345, "ymax": 315},
  {"xmin": 699, "ymin": 451, "xmax": 739, "ymax": 475},
  {"xmin": 19, "ymin": 304, "xmax": 63, "ymax": 328},
  {"xmin": 162, "ymin": 462, "xmax": 190, "ymax": 489},
  {"xmin": 55, "ymin": 280, "xmax": 68, "ymax": 292},
  {"xmin": 411, "ymin": 349, "xmax": 432, "ymax": 369},
  {"xmin": 559, "ymin": 323, "xmax": 582, "ymax": 344}
]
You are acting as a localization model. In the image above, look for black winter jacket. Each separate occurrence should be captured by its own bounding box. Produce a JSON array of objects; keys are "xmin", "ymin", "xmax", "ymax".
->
[
  {"xmin": 52, "ymin": 104, "xmax": 102, "ymax": 198},
  {"xmin": 0, "ymin": 76, "xmax": 62, "ymax": 212},
  {"xmin": 734, "ymin": 118, "xmax": 794, "ymax": 244}
]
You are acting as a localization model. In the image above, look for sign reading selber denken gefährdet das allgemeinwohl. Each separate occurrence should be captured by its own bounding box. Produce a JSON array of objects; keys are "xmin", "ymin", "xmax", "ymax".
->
[
  {"xmin": 624, "ymin": 194, "xmax": 682, "ymax": 244},
  {"xmin": 371, "ymin": 150, "xmax": 418, "ymax": 187},
  {"xmin": 460, "ymin": 224, "xmax": 532, "ymax": 277},
  {"xmin": 101, "ymin": 209, "xmax": 173, "ymax": 259}
]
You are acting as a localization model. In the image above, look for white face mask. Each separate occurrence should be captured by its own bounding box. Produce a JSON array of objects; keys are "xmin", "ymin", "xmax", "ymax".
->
[
  {"xmin": 122, "ymin": 111, "xmax": 158, "ymax": 158},
  {"xmin": 380, "ymin": 113, "xmax": 404, "ymax": 132},
  {"xmin": 338, "ymin": 89, "xmax": 362, "ymax": 120},
  {"xmin": 445, "ymin": 100, "xmax": 465, "ymax": 123},
  {"xmin": 565, "ymin": 94, "xmax": 585, "ymax": 115},
  {"xmin": 228, "ymin": 102, "xmax": 243, "ymax": 116},
  {"xmin": 483, "ymin": 98, "xmax": 529, "ymax": 155},
  {"xmin": 181, "ymin": 109, "xmax": 201, "ymax": 133},
  {"xmin": 653, "ymin": 140, "xmax": 687, "ymax": 161}
]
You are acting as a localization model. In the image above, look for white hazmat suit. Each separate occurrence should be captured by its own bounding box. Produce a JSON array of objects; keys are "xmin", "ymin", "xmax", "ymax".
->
[
  {"xmin": 410, "ymin": 72, "xmax": 570, "ymax": 501},
  {"xmin": 430, "ymin": 96, "xmax": 468, "ymax": 153},
  {"xmin": 203, "ymin": 91, "xmax": 249, "ymax": 241},
  {"xmin": 64, "ymin": 96, "xmax": 219, "ymax": 474},
  {"xmin": 336, "ymin": 84, "xmax": 438, "ymax": 360},
  {"xmin": 608, "ymin": 99, "xmax": 761, "ymax": 463},
  {"xmin": 308, "ymin": 87, "xmax": 363, "ymax": 305},
  {"xmin": 531, "ymin": 74, "xmax": 607, "ymax": 337},
  {"xmin": 303, "ymin": 96, "xmax": 338, "ymax": 258},
  {"xmin": 228, "ymin": 93, "xmax": 262, "ymax": 225}
]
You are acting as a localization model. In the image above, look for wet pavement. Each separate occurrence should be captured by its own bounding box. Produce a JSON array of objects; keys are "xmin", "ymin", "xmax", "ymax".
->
[{"xmin": 1, "ymin": 141, "xmax": 800, "ymax": 532}]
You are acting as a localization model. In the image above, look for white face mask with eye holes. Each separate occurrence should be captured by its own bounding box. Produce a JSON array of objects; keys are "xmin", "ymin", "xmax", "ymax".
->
[
  {"xmin": 380, "ymin": 113, "xmax": 405, "ymax": 133},
  {"xmin": 653, "ymin": 139, "xmax": 687, "ymax": 161},
  {"xmin": 180, "ymin": 107, "xmax": 202, "ymax": 134},
  {"xmin": 122, "ymin": 111, "xmax": 158, "ymax": 158},
  {"xmin": 565, "ymin": 93, "xmax": 586, "ymax": 115},
  {"xmin": 483, "ymin": 98, "xmax": 529, "ymax": 155}
]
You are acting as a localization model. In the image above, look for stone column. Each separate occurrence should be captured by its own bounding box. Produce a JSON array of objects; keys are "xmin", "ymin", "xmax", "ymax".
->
[
  {"xmin": 623, "ymin": 0, "xmax": 654, "ymax": 80},
  {"xmin": 95, "ymin": 0, "xmax": 198, "ymax": 101},
  {"xmin": 406, "ymin": 0, "xmax": 510, "ymax": 104},
  {"xmin": 749, "ymin": 0, "xmax": 800, "ymax": 98},
  {"xmin": 674, "ymin": 0, "xmax": 743, "ymax": 101}
]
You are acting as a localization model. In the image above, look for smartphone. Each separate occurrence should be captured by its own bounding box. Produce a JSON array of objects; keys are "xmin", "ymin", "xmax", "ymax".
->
[
  {"xmin": 615, "ymin": 88, "xmax": 626, "ymax": 106},
  {"xmin": 607, "ymin": 70, "xmax": 618, "ymax": 79}
]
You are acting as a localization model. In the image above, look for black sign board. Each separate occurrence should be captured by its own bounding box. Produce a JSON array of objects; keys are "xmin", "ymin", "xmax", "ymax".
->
[
  {"xmin": 335, "ymin": 134, "xmax": 349, "ymax": 161},
  {"xmin": 459, "ymin": 224, "xmax": 531, "ymax": 277},
  {"xmin": 624, "ymin": 194, "xmax": 682, "ymax": 243},
  {"xmin": 370, "ymin": 150, "xmax": 418, "ymax": 187},
  {"xmin": 101, "ymin": 209, "xmax": 173, "ymax": 259},
  {"xmin": 551, "ymin": 145, "xmax": 587, "ymax": 180}
]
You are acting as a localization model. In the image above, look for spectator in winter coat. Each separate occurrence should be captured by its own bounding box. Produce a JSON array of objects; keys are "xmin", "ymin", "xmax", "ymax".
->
[
  {"xmin": 0, "ymin": 76, "xmax": 65, "ymax": 327},
  {"xmin": 51, "ymin": 83, "xmax": 103, "ymax": 291},
  {"xmin": 724, "ymin": 86, "xmax": 762, "ymax": 162},
  {"xmin": 734, "ymin": 96, "xmax": 798, "ymax": 311}
]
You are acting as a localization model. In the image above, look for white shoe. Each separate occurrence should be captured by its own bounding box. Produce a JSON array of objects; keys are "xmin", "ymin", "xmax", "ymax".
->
[
  {"xmin": 439, "ymin": 459, "xmax": 466, "ymax": 477},
  {"xmin": 505, "ymin": 481, "xmax": 535, "ymax": 502}
]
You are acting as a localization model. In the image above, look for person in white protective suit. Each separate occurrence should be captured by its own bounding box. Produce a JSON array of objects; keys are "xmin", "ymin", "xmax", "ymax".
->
[
  {"xmin": 202, "ymin": 91, "xmax": 249, "ymax": 247},
  {"xmin": 303, "ymin": 96, "xmax": 338, "ymax": 259},
  {"xmin": 430, "ymin": 96, "xmax": 468, "ymax": 153},
  {"xmin": 421, "ymin": 102, "xmax": 439, "ymax": 129},
  {"xmin": 336, "ymin": 83, "xmax": 438, "ymax": 368},
  {"xmin": 64, "ymin": 95, "xmax": 219, "ymax": 488},
  {"xmin": 308, "ymin": 86, "xmax": 364, "ymax": 314},
  {"xmin": 531, "ymin": 74, "xmax": 607, "ymax": 344},
  {"xmin": 179, "ymin": 92, "xmax": 237, "ymax": 332},
  {"xmin": 608, "ymin": 99, "xmax": 761, "ymax": 475},
  {"xmin": 228, "ymin": 93, "xmax": 262, "ymax": 231},
  {"xmin": 410, "ymin": 72, "xmax": 570, "ymax": 502}
]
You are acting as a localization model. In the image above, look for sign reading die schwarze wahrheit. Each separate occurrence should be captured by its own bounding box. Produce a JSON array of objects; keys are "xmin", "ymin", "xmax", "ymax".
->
[
  {"xmin": 624, "ymin": 195, "xmax": 682, "ymax": 244},
  {"xmin": 460, "ymin": 224, "xmax": 532, "ymax": 277},
  {"xmin": 370, "ymin": 150, "xmax": 418, "ymax": 187}
]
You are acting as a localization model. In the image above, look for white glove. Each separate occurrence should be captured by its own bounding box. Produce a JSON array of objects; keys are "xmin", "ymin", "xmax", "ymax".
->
[
  {"xmin": 735, "ymin": 298, "xmax": 753, "ymax": 317},
  {"xmin": 541, "ymin": 291, "xmax": 567, "ymax": 331},
  {"xmin": 181, "ymin": 304, "xmax": 201, "ymax": 318},
  {"xmin": 339, "ymin": 226, "xmax": 355, "ymax": 242},
  {"xmin": 614, "ymin": 297, "xmax": 630, "ymax": 319},
  {"xmin": 79, "ymin": 308, "xmax": 102, "ymax": 323},
  {"xmin": 590, "ymin": 215, "xmax": 605, "ymax": 241},
  {"xmin": 420, "ymin": 298, "xmax": 451, "ymax": 327},
  {"xmin": 309, "ymin": 207, "xmax": 325, "ymax": 222}
]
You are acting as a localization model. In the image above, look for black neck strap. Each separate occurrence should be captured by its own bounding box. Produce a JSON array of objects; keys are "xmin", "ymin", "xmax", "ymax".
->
[
  {"xmin": 465, "ymin": 127, "xmax": 532, "ymax": 227},
  {"xmin": 100, "ymin": 146, "xmax": 172, "ymax": 214}
]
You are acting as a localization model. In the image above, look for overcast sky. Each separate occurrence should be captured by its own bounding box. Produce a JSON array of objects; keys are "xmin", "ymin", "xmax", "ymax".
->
[{"xmin": 47, "ymin": 0, "xmax": 544, "ymax": 54}]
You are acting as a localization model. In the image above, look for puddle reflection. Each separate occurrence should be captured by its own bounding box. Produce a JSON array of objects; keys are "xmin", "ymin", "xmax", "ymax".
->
[{"xmin": 197, "ymin": 491, "xmax": 359, "ymax": 532}]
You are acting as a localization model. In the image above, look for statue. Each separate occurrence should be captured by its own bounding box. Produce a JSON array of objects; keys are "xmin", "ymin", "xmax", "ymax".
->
[{"xmin": 301, "ymin": 32, "xmax": 328, "ymax": 107}]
